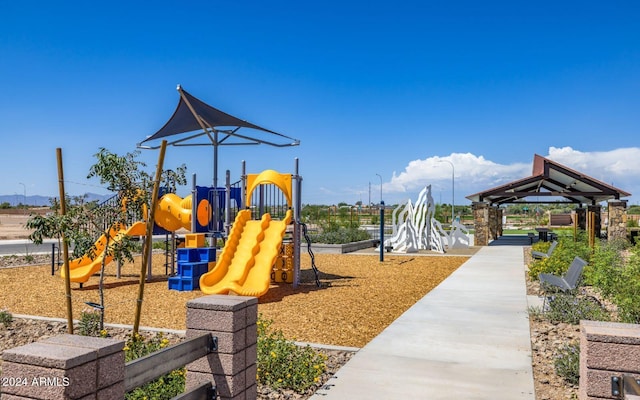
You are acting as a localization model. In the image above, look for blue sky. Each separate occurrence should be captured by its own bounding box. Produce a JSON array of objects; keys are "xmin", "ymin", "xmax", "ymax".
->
[{"xmin": 1, "ymin": 1, "xmax": 639, "ymax": 207}]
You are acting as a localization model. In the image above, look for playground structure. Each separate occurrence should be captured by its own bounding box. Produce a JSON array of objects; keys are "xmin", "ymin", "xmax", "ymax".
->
[
  {"xmin": 60, "ymin": 86, "xmax": 316, "ymax": 297},
  {"xmin": 61, "ymin": 160, "xmax": 314, "ymax": 298},
  {"xmin": 380, "ymin": 185, "xmax": 470, "ymax": 253}
]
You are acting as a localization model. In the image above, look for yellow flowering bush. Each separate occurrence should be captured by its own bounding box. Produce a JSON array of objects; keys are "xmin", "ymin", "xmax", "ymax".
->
[
  {"xmin": 124, "ymin": 332, "xmax": 185, "ymax": 400},
  {"xmin": 257, "ymin": 315, "xmax": 327, "ymax": 392}
]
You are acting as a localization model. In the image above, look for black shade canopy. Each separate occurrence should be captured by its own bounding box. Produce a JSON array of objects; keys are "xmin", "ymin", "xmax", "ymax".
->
[{"xmin": 138, "ymin": 85, "xmax": 300, "ymax": 148}]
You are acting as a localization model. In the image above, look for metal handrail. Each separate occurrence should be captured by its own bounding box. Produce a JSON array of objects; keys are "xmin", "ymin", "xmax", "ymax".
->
[
  {"xmin": 124, "ymin": 333, "xmax": 217, "ymax": 393},
  {"xmin": 612, "ymin": 375, "xmax": 640, "ymax": 399}
]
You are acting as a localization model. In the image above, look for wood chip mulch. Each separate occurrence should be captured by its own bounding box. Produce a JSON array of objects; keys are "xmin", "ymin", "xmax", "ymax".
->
[{"xmin": 0, "ymin": 252, "xmax": 469, "ymax": 348}]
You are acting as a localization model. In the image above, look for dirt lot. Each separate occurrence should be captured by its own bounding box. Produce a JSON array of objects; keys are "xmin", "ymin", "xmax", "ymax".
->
[{"xmin": 0, "ymin": 212, "xmax": 33, "ymax": 240}]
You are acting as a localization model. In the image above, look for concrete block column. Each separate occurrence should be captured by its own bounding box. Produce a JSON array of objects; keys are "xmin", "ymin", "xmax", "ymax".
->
[
  {"xmin": 185, "ymin": 294, "xmax": 258, "ymax": 400},
  {"xmin": 0, "ymin": 334, "xmax": 124, "ymax": 399},
  {"xmin": 579, "ymin": 320, "xmax": 640, "ymax": 399}
]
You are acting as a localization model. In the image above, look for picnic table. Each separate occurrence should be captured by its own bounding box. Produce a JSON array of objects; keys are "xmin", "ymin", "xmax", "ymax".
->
[{"xmin": 535, "ymin": 227, "xmax": 553, "ymax": 242}]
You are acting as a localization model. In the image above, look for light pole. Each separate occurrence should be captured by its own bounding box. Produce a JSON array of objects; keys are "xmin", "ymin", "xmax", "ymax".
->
[
  {"xmin": 18, "ymin": 182, "xmax": 26, "ymax": 215},
  {"xmin": 375, "ymin": 173, "xmax": 382, "ymax": 204},
  {"xmin": 437, "ymin": 160, "xmax": 454, "ymax": 224}
]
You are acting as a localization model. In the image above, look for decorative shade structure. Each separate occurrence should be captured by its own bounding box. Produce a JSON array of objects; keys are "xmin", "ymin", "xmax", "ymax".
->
[{"xmin": 138, "ymin": 85, "xmax": 300, "ymax": 233}]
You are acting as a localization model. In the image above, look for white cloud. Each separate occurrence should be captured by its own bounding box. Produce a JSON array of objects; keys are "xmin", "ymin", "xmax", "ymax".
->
[
  {"xmin": 387, "ymin": 153, "xmax": 530, "ymax": 195},
  {"xmin": 547, "ymin": 146, "xmax": 640, "ymax": 184},
  {"xmin": 383, "ymin": 147, "xmax": 639, "ymax": 205}
]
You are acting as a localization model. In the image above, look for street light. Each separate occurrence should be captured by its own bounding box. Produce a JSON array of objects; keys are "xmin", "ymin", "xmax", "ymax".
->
[
  {"xmin": 437, "ymin": 160, "xmax": 454, "ymax": 224},
  {"xmin": 375, "ymin": 173, "xmax": 382, "ymax": 204},
  {"xmin": 18, "ymin": 182, "xmax": 26, "ymax": 215}
]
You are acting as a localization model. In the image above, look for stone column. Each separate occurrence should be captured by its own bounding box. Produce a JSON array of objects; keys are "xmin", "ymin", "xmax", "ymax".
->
[
  {"xmin": 496, "ymin": 207, "xmax": 504, "ymax": 237},
  {"xmin": 472, "ymin": 202, "xmax": 490, "ymax": 246},
  {"xmin": 608, "ymin": 200, "xmax": 628, "ymax": 242},
  {"xmin": 0, "ymin": 334, "xmax": 124, "ymax": 399},
  {"xmin": 185, "ymin": 294, "xmax": 258, "ymax": 400}
]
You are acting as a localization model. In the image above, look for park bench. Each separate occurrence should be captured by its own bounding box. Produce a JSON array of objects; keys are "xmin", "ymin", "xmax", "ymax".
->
[
  {"xmin": 539, "ymin": 256, "xmax": 587, "ymax": 293},
  {"xmin": 532, "ymin": 240, "xmax": 558, "ymax": 260}
]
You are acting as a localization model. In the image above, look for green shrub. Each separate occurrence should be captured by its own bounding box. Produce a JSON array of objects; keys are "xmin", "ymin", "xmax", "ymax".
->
[
  {"xmin": 0, "ymin": 309, "xmax": 13, "ymax": 327},
  {"xmin": 555, "ymin": 341, "xmax": 580, "ymax": 386},
  {"xmin": 309, "ymin": 227, "xmax": 370, "ymax": 244},
  {"xmin": 257, "ymin": 316, "xmax": 326, "ymax": 392},
  {"xmin": 585, "ymin": 241, "xmax": 640, "ymax": 323},
  {"xmin": 77, "ymin": 309, "xmax": 102, "ymax": 337},
  {"xmin": 528, "ymin": 234, "xmax": 591, "ymax": 280},
  {"xmin": 124, "ymin": 333, "xmax": 185, "ymax": 399},
  {"xmin": 545, "ymin": 294, "xmax": 610, "ymax": 325}
]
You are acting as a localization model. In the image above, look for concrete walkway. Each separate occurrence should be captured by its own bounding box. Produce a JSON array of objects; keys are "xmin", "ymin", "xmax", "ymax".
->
[{"xmin": 311, "ymin": 239, "xmax": 535, "ymax": 399}]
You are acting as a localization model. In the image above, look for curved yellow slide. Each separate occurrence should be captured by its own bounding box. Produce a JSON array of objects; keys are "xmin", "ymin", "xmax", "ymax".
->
[
  {"xmin": 200, "ymin": 209, "xmax": 292, "ymax": 297},
  {"xmin": 61, "ymin": 221, "xmax": 147, "ymax": 283},
  {"xmin": 154, "ymin": 193, "xmax": 193, "ymax": 232}
]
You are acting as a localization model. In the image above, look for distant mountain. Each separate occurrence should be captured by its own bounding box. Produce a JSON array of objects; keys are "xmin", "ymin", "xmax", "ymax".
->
[{"xmin": 0, "ymin": 192, "xmax": 112, "ymax": 207}]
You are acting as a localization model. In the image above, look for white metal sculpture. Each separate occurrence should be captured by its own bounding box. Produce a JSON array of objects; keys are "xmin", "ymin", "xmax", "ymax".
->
[{"xmin": 379, "ymin": 185, "xmax": 470, "ymax": 253}]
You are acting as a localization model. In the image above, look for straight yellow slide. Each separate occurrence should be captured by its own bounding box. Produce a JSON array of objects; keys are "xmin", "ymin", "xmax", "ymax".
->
[
  {"xmin": 61, "ymin": 221, "xmax": 147, "ymax": 283},
  {"xmin": 199, "ymin": 209, "xmax": 292, "ymax": 297}
]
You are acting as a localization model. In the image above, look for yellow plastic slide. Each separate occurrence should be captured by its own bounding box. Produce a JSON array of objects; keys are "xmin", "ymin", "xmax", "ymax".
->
[
  {"xmin": 154, "ymin": 193, "xmax": 193, "ymax": 232},
  {"xmin": 61, "ymin": 221, "xmax": 147, "ymax": 283},
  {"xmin": 199, "ymin": 209, "xmax": 292, "ymax": 297}
]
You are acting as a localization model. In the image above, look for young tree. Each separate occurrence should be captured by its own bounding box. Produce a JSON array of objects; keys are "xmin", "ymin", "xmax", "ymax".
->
[{"xmin": 28, "ymin": 147, "xmax": 186, "ymax": 330}]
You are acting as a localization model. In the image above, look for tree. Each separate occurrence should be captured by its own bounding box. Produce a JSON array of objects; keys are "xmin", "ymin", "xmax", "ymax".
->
[{"xmin": 28, "ymin": 147, "xmax": 186, "ymax": 330}]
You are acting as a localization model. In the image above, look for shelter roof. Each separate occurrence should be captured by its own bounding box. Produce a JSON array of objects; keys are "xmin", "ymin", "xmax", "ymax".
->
[{"xmin": 466, "ymin": 154, "xmax": 631, "ymax": 205}]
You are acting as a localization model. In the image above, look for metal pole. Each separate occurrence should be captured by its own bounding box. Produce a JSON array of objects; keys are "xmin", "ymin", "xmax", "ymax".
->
[
  {"xmin": 241, "ymin": 160, "xmax": 246, "ymax": 207},
  {"xmin": 51, "ymin": 243, "xmax": 56, "ymax": 276},
  {"xmin": 379, "ymin": 201, "xmax": 385, "ymax": 262},
  {"xmin": 191, "ymin": 174, "xmax": 197, "ymax": 233},
  {"xmin": 225, "ymin": 170, "xmax": 231, "ymax": 236},
  {"xmin": 293, "ymin": 158, "xmax": 301, "ymax": 288},
  {"xmin": 212, "ymin": 134, "xmax": 219, "ymax": 233},
  {"xmin": 375, "ymin": 174, "xmax": 382, "ymax": 204},
  {"xmin": 19, "ymin": 182, "xmax": 26, "ymax": 215},
  {"xmin": 438, "ymin": 160, "xmax": 455, "ymax": 224}
]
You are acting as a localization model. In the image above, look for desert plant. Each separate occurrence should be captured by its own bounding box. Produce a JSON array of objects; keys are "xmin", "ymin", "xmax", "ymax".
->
[
  {"xmin": 529, "ymin": 234, "xmax": 591, "ymax": 280},
  {"xmin": 308, "ymin": 226, "xmax": 371, "ymax": 244},
  {"xmin": 555, "ymin": 341, "xmax": 580, "ymax": 386},
  {"xmin": 124, "ymin": 332, "xmax": 185, "ymax": 399},
  {"xmin": 0, "ymin": 309, "xmax": 13, "ymax": 327},
  {"xmin": 257, "ymin": 315, "xmax": 327, "ymax": 392},
  {"xmin": 77, "ymin": 308, "xmax": 102, "ymax": 337},
  {"xmin": 585, "ymin": 241, "xmax": 640, "ymax": 323},
  {"xmin": 545, "ymin": 294, "xmax": 610, "ymax": 325}
]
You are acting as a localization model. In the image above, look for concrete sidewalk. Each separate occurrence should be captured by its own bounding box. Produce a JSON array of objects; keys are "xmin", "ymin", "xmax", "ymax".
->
[{"xmin": 311, "ymin": 243, "xmax": 535, "ymax": 399}]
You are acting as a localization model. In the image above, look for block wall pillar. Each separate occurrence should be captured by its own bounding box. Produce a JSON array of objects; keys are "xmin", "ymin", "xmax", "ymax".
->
[
  {"xmin": 0, "ymin": 334, "xmax": 124, "ymax": 399},
  {"xmin": 185, "ymin": 294, "xmax": 258, "ymax": 400},
  {"xmin": 580, "ymin": 320, "xmax": 640, "ymax": 399}
]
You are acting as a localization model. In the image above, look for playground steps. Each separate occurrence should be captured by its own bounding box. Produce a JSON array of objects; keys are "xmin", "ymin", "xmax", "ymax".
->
[{"xmin": 168, "ymin": 247, "xmax": 216, "ymax": 291}]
